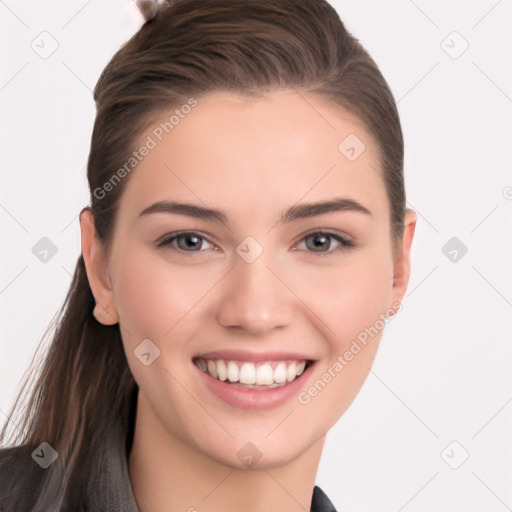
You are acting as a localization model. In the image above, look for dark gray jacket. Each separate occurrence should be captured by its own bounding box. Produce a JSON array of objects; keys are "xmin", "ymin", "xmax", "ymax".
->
[{"xmin": 0, "ymin": 443, "xmax": 338, "ymax": 511}]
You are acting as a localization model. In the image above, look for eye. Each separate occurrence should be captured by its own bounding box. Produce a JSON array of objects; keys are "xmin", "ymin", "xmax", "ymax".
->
[
  {"xmin": 156, "ymin": 230, "xmax": 354, "ymax": 256},
  {"xmin": 295, "ymin": 230, "xmax": 354, "ymax": 256},
  {"xmin": 156, "ymin": 231, "xmax": 216, "ymax": 253}
]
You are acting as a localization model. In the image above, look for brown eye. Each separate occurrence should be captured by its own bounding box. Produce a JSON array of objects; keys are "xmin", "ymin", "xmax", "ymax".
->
[
  {"xmin": 305, "ymin": 233, "xmax": 331, "ymax": 252},
  {"xmin": 297, "ymin": 231, "xmax": 354, "ymax": 256},
  {"xmin": 176, "ymin": 233, "xmax": 203, "ymax": 251},
  {"xmin": 157, "ymin": 232, "xmax": 215, "ymax": 252}
]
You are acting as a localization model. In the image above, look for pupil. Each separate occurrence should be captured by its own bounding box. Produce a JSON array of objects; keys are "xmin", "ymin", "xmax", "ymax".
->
[
  {"xmin": 181, "ymin": 235, "xmax": 200, "ymax": 250},
  {"xmin": 309, "ymin": 234, "xmax": 329, "ymax": 251}
]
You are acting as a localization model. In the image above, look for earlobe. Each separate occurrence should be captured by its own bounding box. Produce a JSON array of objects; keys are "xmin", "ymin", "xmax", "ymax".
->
[
  {"xmin": 391, "ymin": 209, "xmax": 417, "ymax": 311},
  {"xmin": 92, "ymin": 301, "xmax": 119, "ymax": 326},
  {"xmin": 79, "ymin": 207, "xmax": 119, "ymax": 326}
]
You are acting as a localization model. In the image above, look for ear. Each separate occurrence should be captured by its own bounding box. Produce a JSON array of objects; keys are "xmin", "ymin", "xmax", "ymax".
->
[
  {"xmin": 79, "ymin": 207, "xmax": 119, "ymax": 326},
  {"xmin": 390, "ymin": 209, "xmax": 417, "ymax": 312}
]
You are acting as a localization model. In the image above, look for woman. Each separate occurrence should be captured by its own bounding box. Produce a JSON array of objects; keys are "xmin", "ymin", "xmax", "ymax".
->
[{"xmin": 0, "ymin": 0, "xmax": 416, "ymax": 510}]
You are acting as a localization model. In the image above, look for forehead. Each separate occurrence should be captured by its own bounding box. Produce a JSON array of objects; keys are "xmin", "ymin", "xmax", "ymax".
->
[{"xmin": 118, "ymin": 89, "xmax": 387, "ymax": 226}]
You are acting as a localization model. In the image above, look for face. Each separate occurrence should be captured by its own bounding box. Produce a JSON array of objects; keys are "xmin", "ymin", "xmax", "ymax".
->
[{"xmin": 81, "ymin": 89, "xmax": 415, "ymax": 469}]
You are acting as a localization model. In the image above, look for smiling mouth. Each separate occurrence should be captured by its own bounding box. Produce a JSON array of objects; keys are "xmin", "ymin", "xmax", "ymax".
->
[{"xmin": 193, "ymin": 357, "xmax": 314, "ymax": 388}]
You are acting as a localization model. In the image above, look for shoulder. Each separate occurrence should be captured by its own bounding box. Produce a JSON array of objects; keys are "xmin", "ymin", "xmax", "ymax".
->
[
  {"xmin": 0, "ymin": 444, "xmax": 47, "ymax": 512},
  {"xmin": 311, "ymin": 485, "xmax": 338, "ymax": 512}
]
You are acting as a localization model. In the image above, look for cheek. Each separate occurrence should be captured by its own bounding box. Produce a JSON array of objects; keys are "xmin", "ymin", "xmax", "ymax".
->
[
  {"xmin": 110, "ymin": 249, "xmax": 217, "ymax": 346},
  {"xmin": 290, "ymin": 251, "xmax": 394, "ymax": 352},
  {"xmin": 335, "ymin": 266, "xmax": 392, "ymax": 341},
  {"xmin": 110, "ymin": 251, "xmax": 214, "ymax": 408},
  {"xmin": 294, "ymin": 260, "xmax": 393, "ymax": 432}
]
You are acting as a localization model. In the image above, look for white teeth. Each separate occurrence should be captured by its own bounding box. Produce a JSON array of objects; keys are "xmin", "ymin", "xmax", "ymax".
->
[
  {"xmin": 255, "ymin": 364, "xmax": 274, "ymax": 385},
  {"xmin": 273, "ymin": 362, "xmax": 287, "ymax": 383},
  {"xmin": 239, "ymin": 363, "xmax": 256, "ymax": 384},
  {"xmin": 286, "ymin": 361, "xmax": 297, "ymax": 382},
  {"xmin": 227, "ymin": 361, "xmax": 239, "ymax": 383},
  {"xmin": 207, "ymin": 360, "xmax": 217, "ymax": 379},
  {"xmin": 216, "ymin": 359, "xmax": 227, "ymax": 381},
  {"xmin": 196, "ymin": 358, "xmax": 310, "ymax": 387}
]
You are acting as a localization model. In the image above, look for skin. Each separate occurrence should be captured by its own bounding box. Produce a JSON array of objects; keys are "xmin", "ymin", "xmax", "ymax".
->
[{"xmin": 80, "ymin": 89, "xmax": 416, "ymax": 512}]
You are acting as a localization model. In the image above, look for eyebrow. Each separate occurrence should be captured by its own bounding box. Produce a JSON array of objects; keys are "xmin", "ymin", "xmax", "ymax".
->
[{"xmin": 137, "ymin": 197, "xmax": 372, "ymax": 226}]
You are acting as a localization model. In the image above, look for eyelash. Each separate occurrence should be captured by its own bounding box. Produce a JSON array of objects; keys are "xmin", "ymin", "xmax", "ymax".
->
[
  {"xmin": 297, "ymin": 231, "xmax": 355, "ymax": 257},
  {"xmin": 156, "ymin": 230, "xmax": 355, "ymax": 257}
]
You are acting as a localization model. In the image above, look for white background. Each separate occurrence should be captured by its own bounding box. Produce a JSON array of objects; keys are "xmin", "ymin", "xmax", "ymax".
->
[{"xmin": 1, "ymin": 1, "xmax": 511, "ymax": 510}]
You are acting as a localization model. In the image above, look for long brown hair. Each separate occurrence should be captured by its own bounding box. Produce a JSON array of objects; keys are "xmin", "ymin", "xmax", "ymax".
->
[{"xmin": 0, "ymin": 1, "xmax": 405, "ymax": 509}]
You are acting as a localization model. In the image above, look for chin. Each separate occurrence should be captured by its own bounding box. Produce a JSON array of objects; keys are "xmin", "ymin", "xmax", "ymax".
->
[{"xmin": 194, "ymin": 428, "xmax": 319, "ymax": 471}]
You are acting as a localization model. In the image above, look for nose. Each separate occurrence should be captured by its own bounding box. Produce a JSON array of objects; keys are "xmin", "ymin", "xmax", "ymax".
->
[{"xmin": 215, "ymin": 251, "xmax": 294, "ymax": 335}]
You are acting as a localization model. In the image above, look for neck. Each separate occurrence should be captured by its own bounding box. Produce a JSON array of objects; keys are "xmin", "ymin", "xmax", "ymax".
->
[{"xmin": 128, "ymin": 391, "xmax": 325, "ymax": 512}]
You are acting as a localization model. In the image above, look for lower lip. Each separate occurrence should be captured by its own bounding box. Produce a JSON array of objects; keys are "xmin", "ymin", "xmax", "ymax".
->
[{"xmin": 194, "ymin": 361, "xmax": 315, "ymax": 410}]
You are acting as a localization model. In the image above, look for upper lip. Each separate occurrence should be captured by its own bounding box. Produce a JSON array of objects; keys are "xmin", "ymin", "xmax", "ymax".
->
[{"xmin": 193, "ymin": 349, "xmax": 314, "ymax": 362}]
